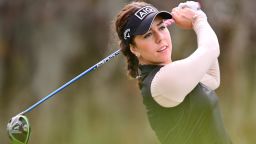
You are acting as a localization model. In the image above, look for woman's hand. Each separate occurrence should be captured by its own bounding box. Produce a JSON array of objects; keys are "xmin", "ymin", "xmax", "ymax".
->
[
  {"xmin": 171, "ymin": 7, "xmax": 196, "ymax": 29},
  {"xmin": 171, "ymin": 1, "xmax": 202, "ymax": 29}
]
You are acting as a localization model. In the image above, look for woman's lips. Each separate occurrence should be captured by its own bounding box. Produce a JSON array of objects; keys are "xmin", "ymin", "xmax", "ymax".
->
[{"xmin": 157, "ymin": 46, "xmax": 168, "ymax": 52}]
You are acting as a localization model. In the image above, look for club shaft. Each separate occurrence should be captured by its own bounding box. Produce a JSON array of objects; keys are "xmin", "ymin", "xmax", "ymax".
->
[{"xmin": 19, "ymin": 49, "xmax": 121, "ymax": 115}]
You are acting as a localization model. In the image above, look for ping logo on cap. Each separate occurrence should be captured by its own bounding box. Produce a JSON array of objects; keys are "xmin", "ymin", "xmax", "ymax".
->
[
  {"xmin": 135, "ymin": 6, "xmax": 157, "ymax": 20},
  {"xmin": 123, "ymin": 28, "xmax": 130, "ymax": 40}
]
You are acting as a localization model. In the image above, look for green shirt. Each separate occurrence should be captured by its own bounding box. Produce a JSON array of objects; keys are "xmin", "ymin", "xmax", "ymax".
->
[{"xmin": 139, "ymin": 65, "xmax": 232, "ymax": 144}]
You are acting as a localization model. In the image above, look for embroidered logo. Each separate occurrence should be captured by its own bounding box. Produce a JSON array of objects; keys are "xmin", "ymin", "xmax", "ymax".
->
[
  {"xmin": 135, "ymin": 6, "xmax": 157, "ymax": 20},
  {"xmin": 123, "ymin": 28, "xmax": 130, "ymax": 40}
]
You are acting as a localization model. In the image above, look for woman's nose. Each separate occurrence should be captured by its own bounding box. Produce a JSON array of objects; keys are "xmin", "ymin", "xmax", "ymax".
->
[{"xmin": 155, "ymin": 31, "xmax": 164, "ymax": 43}]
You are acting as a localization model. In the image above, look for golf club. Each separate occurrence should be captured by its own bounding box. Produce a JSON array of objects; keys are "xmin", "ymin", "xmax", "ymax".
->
[{"xmin": 7, "ymin": 49, "xmax": 121, "ymax": 144}]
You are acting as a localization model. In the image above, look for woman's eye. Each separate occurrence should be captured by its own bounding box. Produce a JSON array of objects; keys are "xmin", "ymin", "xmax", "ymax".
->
[
  {"xmin": 143, "ymin": 32, "xmax": 152, "ymax": 38},
  {"xmin": 159, "ymin": 25, "xmax": 166, "ymax": 31}
]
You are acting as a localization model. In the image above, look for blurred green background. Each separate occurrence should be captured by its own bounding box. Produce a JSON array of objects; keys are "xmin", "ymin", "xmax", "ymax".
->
[{"xmin": 0, "ymin": 0, "xmax": 255, "ymax": 143}]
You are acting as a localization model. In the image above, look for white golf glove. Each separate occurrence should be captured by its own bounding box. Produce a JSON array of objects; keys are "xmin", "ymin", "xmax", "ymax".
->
[
  {"xmin": 178, "ymin": 1, "xmax": 207, "ymax": 25},
  {"xmin": 178, "ymin": 1, "xmax": 201, "ymax": 11}
]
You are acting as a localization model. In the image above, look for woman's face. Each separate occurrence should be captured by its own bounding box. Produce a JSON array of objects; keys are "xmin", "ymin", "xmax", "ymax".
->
[{"xmin": 131, "ymin": 16, "xmax": 172, "ymax": 65}]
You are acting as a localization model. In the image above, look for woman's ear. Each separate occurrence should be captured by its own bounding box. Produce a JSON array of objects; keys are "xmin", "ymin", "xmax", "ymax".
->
[{"xmin": 130, "ymin": 44, "xmax": 141, "ymax": 58}]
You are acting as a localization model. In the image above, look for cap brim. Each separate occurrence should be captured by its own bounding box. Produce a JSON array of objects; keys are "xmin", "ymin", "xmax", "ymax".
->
[{"xmin": 134, "ymin": 11, "xmax": 172, "ymax": 35}]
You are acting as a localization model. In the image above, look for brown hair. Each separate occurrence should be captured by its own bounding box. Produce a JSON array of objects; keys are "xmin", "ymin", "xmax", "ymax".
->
[{"xmin": 114, "ymin": 1, "xmax": 151, "ymax": 79}]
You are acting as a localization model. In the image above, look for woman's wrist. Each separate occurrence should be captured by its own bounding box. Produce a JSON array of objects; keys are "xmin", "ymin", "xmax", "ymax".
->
[{"xmin": 192, "ymin": 10, "xmax": 208, "ymax": 32}]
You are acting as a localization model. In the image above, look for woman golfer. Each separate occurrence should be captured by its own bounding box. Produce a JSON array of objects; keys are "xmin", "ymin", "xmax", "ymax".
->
[{"xmin": 114, "ymin": 1, "xmax": 232, "ymax": 144}]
